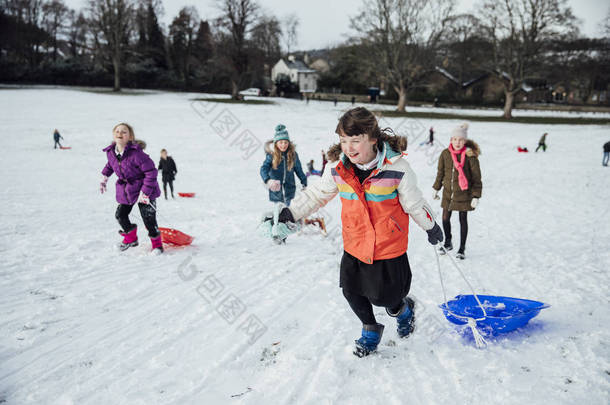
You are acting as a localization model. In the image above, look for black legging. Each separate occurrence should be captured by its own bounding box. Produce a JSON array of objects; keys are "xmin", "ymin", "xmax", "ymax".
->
[
  {"xmin": 162, "ymin": 180, "xmax": 174, "ymax": 198},
  {"xmin": 442, "ymin": 209, "xmax": 468, "ymax": 253},
  {"xmin": 342, "ymin": 289, "xmax": 403, "ymax": 326},
  {"xmin": 115, "ymin": 201, "xmax": 160, "ymax": 237}
]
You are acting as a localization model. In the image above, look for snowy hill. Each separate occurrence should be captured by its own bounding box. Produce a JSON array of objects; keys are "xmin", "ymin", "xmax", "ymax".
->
[{"xmin": 1, "ymin": 87, "xmax": 609, "ymax": 404}]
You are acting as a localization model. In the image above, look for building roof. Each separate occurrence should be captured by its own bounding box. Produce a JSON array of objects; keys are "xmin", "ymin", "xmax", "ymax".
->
[{"xmin": 284, "ymin": 59, "xmax": 316, "ymax": 73}]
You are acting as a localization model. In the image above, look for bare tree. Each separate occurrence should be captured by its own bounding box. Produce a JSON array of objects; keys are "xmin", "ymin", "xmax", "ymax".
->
[
  {"xmin": 282, "ymin": 13, "xmax": 298, "ymax": 54},
  {"xmin": 42, "ymin": 0, "xmax": 69, "ymax": 61},
  {"xmin": 599, "ymin": 7, "xmax": 610, "ymax": 38},
  {"xmin": 353, "ymin": 0, "xmax": 455, "ymax": 112},
  {"xmin": 478, "ymin": 0, "xmax": 577, "ymax": 118},
  {"xmin": 66, "ymin": 9, "xmax": 88, "ymax": 59},
  {"xmin": 88, "ymin": 0, "xmax": 135, "ymax": 91},
  {"xmin": 216, "ymin": 0, "xmax": 258, "ymax": 99},
  {"xmin": 169, "ymin": 6, "xmax": 199, "ymax": 86},
  {"xmin": 251, "ymin": 15, "xmax": 281, "ymax": 63}
]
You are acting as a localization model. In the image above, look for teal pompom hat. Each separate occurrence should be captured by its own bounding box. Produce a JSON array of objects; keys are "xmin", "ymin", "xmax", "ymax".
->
[{"xmin": 274, "ymin": 124, "xmax": 290, "ymax": 143}]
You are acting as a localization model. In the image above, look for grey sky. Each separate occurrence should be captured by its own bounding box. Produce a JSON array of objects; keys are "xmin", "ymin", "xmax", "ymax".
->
[{"xmin": 66, "ymin": 0, "xmax": 608, "ymax": 50}]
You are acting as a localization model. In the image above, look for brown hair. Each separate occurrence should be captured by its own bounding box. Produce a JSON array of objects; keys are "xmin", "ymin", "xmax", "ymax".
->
[
  {"xmin": 328, "ymin": 107, "xmax": 407, "ymax": 162},
  {"xmin": 272, "ymin": 141, "xmax": 296, "ymax": 171},
  {"xmin": 160, "ymin": 149, "xmax": 167, "ymax": 153}
]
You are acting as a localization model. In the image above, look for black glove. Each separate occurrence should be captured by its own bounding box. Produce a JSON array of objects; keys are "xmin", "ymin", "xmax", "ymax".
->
[
  {"xmin": 426, "ymin": 223, "xmax": 444, "ymax": 245},
  {"xmin": 278, "ymin": 208, "xmax": 295, "ymax": 223},
  {"xmin": 263, "ymin": 207, "xmax": 295, "ymax": 224}
]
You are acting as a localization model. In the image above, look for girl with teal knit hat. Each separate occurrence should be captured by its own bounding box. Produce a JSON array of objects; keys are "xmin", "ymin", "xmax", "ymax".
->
[{"xmin": 260, "ymin": 124, "xmax": 307, "ymax": 206}]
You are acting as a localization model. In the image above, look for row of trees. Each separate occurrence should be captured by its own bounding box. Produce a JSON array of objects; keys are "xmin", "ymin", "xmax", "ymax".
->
[
  {"xmin": 345, "ymin": 0, "xmax": 609, "ymax": 117},
  {"xmin": 1, "ymin": 0, "xmax": 609, "ymax": 117},
  {"xmin": 0, "ymin": 0, "xmax": 297, "ymax": 97}
]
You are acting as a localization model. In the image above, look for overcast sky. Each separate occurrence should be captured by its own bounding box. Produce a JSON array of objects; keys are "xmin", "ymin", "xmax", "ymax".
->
[{"xmin": 65, "ymin": 0, "xmax": 608, "ymax": 50}]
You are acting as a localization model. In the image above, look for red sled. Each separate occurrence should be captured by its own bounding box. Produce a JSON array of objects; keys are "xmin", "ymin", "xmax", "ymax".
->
[
  {"xmin": 60, "ymin": 146, "xmax": 72, "ymax": 150},
  {"xmin": 159, "ymin": 227, "xmax": 194, "ymax": 246},
  {"xmin": 517, "ymin": 147, "xmax": 529, "ymax": 153},
  {"xmin": 178, "ymin": 192, "xmax": 196, "ymax": 198}
]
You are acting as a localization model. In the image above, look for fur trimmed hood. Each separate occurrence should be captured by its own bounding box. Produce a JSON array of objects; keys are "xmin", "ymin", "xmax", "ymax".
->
[
  {"xmin": 465, "ymin": 139, "xmax": 480, "ymax": 157},
  {"xmin": 264, "ymin": 140, "xmax": 274, "ymax": 155},
  {"xmin": 327, "ymin": 143, "xmax": 342, "ymax": 162}
]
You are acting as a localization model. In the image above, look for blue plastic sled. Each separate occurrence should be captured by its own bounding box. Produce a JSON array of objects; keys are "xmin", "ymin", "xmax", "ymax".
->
[{"xmin": 439, "ymin": 295, "xmax": 550, "ymax": 335}]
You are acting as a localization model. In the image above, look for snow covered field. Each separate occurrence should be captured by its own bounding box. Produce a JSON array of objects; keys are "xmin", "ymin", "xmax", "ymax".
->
[{"xmin": 1, "ymin": 87, "xmax": 609, "ymax": 404}]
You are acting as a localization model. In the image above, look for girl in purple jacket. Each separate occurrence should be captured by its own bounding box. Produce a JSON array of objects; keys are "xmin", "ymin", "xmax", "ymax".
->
[{"xmin": 100, "ymin": 123, "xmax": 163, "ymax": 253}]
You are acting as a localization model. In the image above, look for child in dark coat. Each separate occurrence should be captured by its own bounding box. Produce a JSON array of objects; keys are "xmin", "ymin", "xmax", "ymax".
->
[
  {"xmin": 53, "ymin": 129, "xmax": 63, "ymax": 149},
  {"xmin": 100, "ymin": 123, "xmax": 163, "ymax": 253},
  {"xmin": 158, "ymin": 149, "xmax": 178, "ymax": 199},
  {"xmin": 260, "ymin": 124, "xmax": 307, "ymax": 207}
]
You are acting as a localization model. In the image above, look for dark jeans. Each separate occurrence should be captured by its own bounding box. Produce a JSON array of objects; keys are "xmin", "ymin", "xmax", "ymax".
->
[
  {"xmin": 535, "ymin": 143, "xmax": 546, "ymax": 152},
  {"xmin": 162, "ymin": 180, "xmax": 174, "ymax": 198},
  {"xmin": 603, "ymin": 151, "xmax": 609, "ymax": 166},
  {"xmin": 54, "ymin": 140, "xmax": 62, "ymax": 149},
  {"xmin": 342, "ymin": 289, "xmax": 404, "ymax": 325},
  {"xmin": 442, "ymin": 209, "xmax": 468, "ymax": 253},
  {"xmin": 115, "ymin": 201, "xmax": 160, "ymax": 237}
]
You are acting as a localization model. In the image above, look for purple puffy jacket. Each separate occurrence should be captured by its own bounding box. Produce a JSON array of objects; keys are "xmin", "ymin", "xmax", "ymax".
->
[{"xmin": 102, "ymin": 142, "xmax": 161, "ymax": 204}]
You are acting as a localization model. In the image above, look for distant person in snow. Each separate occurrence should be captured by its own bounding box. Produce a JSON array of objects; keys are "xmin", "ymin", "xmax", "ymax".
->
[
  {"xmin": 158, "ymin": 149, "xmax": 177, "ymax": 199},
  {"xmin": 432, "ymin": 123, "xmax": 482, "ymax": 260},
  {"xmin": 603, "ymin": 141, "xmax": 610, "ymax": 166},
  {"xmin": 536, "ymin": 132, "xmax": 548, "ymax": 152},
  {"xmin": 100, "ymin": 123, "xmax": 163, "ymax": 254},
  {"xmin": 420, "ymin": 127, "xmax": 435, "ymax": 146},
  {"xmin": 260, "ymin": 124, "xmax": 307, "ymax": 207},
  {"xmin": 321, "ymin": 149, "xmax": 328, "ymax": 173},
  {"xmin": 53, "ymin": 129, "xmax": 63, "ymax": 149},
  {"xmin": 261, "ymin": 107, "xmax": 443, "ymax": 357},
  {"xmin": 306, "ymin": 159, "xmax": 321, "ymax": 177}
]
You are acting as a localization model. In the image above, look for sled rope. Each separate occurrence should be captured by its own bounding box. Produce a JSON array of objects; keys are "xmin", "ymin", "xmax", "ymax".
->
[
  {"xmin": 434, "ymin": 246, "xmax": 488, "ymax": 348},
  {"xmin": 145, "ymin": 202, "xmax": 171, "ymax": 224}
]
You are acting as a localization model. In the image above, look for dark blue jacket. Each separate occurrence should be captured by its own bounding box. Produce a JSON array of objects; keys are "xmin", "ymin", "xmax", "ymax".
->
[{"xmin": 260, "ymin": 142, "xmax": 307, "ymax": 203}]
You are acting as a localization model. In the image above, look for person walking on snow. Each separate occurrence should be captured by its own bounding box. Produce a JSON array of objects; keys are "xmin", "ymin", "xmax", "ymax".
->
[
  {"xmin": 158, "ymin": 149, "xmax": 178, "ymax": 199},
  {"xmin": 260, "ymin": 124, "xmax": 307, "ymax": 207},
  {"xmin": 100, "ymin": 123, "xmax": 163, "ymax": 253},
  {"xmin": 261, "ymin": 107, "xmax": 443, "ymax": 357},
  {"xmin": 603, "ymin": 141, "xmax": 610, "ymax": 166},
  {"xmin": 321, "ymin": 149, "xmax": 328, "ymax": 173},
  {"xmin": 432, "ymin": 123, "xmax": 482, "ymax": 260},
  {"xmin": 53, "ymin": 129, "xmax": 63, "ymax": 149},
  {"xmin": 536, "ymin": 132, "xmax": 548, "ymax": 152}
]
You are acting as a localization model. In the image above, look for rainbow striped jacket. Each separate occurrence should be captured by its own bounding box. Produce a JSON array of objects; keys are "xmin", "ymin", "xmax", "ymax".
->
[{"xmin": 290, "ymin": 142, "xmax": 436, "ymax": 263}]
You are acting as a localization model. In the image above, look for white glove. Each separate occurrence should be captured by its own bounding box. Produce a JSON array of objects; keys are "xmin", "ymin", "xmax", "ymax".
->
[
  {"xmin": 100, "ymin": 175, "xmax": 108, "ymax": 194},
  {"xmin": 471, "ymin": 198, "xmax": 479, "ymax": 209},
  {"xmin": 138, "ymin": 191, "xmax": 150, "ymax": 205},
  {"xmin": 432, "ymin": 189, "xmax": 440, "ymax": 200},
  {"xmin": 266, "ymin": 179, "xmax": 281, "ymax": 192}
]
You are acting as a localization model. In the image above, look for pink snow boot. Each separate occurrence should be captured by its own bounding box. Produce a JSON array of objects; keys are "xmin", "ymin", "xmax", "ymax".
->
[
  {"xmin": 150, "ymin": 235, "xmax": 163, "ymax": 254},
  {"xmin": 118, "ymin": 227, "xmax": 138, "ymax": 251}
]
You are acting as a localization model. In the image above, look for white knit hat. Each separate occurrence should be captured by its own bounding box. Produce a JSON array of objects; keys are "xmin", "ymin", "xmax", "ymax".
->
[{"xmin": 451, "ymin": 123, "xmax": 469, "ymax": 139}]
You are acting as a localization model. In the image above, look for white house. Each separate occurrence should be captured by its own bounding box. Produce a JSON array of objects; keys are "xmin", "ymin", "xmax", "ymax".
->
[{"xmin": 271, "ymin": 56, "xmax": 318, "ymax": 93}]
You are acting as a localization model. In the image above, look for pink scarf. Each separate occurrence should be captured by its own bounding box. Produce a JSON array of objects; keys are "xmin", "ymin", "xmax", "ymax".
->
[{"xmin": 449, "ymin": 144, "xmax": 469, "ymax": 191}]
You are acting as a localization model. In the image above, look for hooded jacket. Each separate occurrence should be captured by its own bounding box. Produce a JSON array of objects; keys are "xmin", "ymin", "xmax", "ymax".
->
[
  {"xmin": 260, "ymin": 141, "xmax": 307, "ymax": 203},
  {"xmin": 433, "ymin": 140, "xmax": 482, "ymax": 212},
  {"xmin": 101, "ymin": 142, "xmax": 161, "ymax": 205},
  {"xmin": 158, "ymin": 156, "xmax": 177, "ymax": 182},
  {"xmin": 289, "ymin": 142, "xmax": 435, "ymax": 264}
]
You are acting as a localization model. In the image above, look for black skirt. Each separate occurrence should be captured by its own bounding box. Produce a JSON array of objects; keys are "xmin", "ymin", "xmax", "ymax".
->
[{"xmin": 339, "ymin": 251, "xmax": 412, "ymax": 307}]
